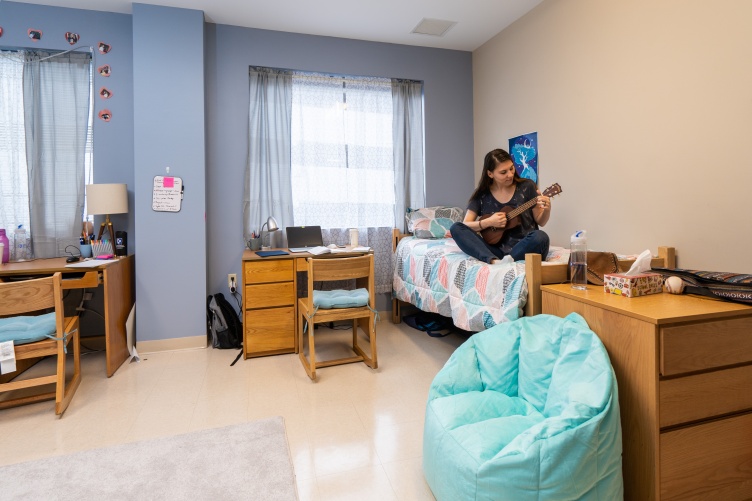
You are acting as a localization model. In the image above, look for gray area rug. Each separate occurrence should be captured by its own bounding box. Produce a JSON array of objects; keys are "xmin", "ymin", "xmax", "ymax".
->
[{"xmin": 0, "ymin": 416, "xmax": 298, "ymax": 500}]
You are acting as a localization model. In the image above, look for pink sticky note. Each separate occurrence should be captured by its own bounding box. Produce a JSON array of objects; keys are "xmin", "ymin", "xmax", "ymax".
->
[{"xmin": 163, "ymin": 177, "xmax": 174, "ymax": 188}]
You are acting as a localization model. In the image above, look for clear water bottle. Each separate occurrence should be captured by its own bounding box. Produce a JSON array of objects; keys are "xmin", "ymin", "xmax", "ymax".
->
[
  {"xmin": 13, "ymin": 225, "xmax": 28, "ymax": 261},
  {"xmin": 570, "ymin": 230, "xmax": 587, "ymax": 290}
]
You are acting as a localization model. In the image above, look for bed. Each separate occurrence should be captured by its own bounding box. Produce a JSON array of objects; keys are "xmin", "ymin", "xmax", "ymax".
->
[{"xmin": 391, "ymin": 227, "xmax": 676, "ymax": 331}]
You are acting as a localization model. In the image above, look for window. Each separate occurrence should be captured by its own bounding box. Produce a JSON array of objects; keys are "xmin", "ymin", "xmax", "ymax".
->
[
  {"xmin": 0, "ymin": 49, "xmax": 93, "ymax": 258},
  {"xmin": 0, "ymin": 51, "xmax": 30, "ymax": 235},
  {"xmin": 246, "ymin": 67, "xmax": 424, "ymax": 294},
  {"xmin": 291, "ymin": 73, "xmax": 395, "ymax": 228}
]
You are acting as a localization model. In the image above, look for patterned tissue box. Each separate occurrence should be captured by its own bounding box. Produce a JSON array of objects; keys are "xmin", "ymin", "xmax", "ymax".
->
[{"xmin": 604, "ymin": 272, "xmax": 663, "ymax": 298}]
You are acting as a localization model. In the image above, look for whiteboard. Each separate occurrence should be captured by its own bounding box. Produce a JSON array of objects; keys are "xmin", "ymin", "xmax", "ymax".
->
[{"xmin": 152, "ymin": 176, "xmax": 183, "ymax": 212}]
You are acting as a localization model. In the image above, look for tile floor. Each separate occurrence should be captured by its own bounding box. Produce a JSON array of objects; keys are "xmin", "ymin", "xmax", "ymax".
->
[{"xmin": 0, "ymin": 319, "xmax": 467, "ymax": 500}]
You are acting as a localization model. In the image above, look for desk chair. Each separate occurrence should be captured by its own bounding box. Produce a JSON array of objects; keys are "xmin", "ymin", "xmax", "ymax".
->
[
  {"xmin": 298, "ymin": 255, "xmax": 377, "ymax": 381},
  {"xmin": 0, "ymin": 273, "xmax": 81, "ymax": 416}
]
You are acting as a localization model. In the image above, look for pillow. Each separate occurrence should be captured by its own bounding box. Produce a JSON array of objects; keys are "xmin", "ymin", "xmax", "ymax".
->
[
  {"xmin": 0, "ymin": 312, "xmax": 56, "ymax": 345},
  {"xmin": 313, "ymin": 288, "xmax": 370, "ymax": 309},
  {"xmin": 406, "ymin": 206, "xmax": 464, "ymax": 239}
]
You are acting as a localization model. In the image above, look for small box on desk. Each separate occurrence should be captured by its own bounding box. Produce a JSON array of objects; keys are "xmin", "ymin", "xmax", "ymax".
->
[{"xmin": 604, "ymin": 272, "xmax": 663, "ymax": 297}]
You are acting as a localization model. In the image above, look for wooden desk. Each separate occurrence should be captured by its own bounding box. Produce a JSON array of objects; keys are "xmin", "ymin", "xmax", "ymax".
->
[
  {"xmin": 0, "ymin": 256, "xmax": 135, "ymax": 377},
  {"xmin": 242, "ymin": 248, "xmax": 372, "ymax": 358},
  {"xmin": 541, "ymin": 284, "xmax": 752, "ymax": 501}
]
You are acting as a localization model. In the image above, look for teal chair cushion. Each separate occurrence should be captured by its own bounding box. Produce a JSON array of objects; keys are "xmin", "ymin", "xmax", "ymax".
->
[
  {"xmin": 423, "ymin": 312, "xmax": 623, "ymax": 501},
  {"xmin": 312, "ymin": 288, "xmax": 369, "ymax": 309},
  {"xmin": 0, "ymin": 312, "xmax": 56, "ymax": 345}
]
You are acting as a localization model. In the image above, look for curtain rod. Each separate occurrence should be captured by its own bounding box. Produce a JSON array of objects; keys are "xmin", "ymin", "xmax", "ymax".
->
[{"xmin": 249, "ymin": 65, "xmax": 421, "ymax": 85}]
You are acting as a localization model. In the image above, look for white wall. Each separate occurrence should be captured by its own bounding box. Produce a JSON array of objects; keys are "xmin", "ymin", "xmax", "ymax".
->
[{"xmin": 473, "ymin": 0, "xmax": 752, "ymax": 272}]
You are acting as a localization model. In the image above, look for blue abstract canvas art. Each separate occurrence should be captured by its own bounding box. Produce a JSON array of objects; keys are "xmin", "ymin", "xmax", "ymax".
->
[{"xmin": 508, "ymin": 132, "xmax": 538, "ymax": 185}]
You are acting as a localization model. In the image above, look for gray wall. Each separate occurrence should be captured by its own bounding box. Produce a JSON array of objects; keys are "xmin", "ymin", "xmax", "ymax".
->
[
  {"xmin": 205, "ymin": 24, "xmax": 474, "ymax": 303},
  {"xmin": 133, "ymin": 4, "xmax": 207, "ymax": 342}
]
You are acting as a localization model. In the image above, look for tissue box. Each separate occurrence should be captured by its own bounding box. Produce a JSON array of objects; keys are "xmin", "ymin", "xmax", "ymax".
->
[{"xmin": 604, "ymin": 272, "xmax": 663, "ymax": 297}]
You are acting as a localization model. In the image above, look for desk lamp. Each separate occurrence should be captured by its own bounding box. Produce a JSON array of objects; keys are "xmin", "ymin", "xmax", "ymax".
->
[
  {"xmin": 261, "ymin": 216, "xmax": 279, "ymax": 248},
  {"xmin": 86, "ymin": 183, "xmax": 128, "ymax": 246}
]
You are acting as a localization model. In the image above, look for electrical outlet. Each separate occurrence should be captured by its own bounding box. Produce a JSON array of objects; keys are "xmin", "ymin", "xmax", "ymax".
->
[{"xmin": 228, "ymin": 273, "xmax": 237, "ymax": 290}]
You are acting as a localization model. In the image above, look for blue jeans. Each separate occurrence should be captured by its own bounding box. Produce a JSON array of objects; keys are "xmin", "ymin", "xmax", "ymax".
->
[{"xmin": 449, "ymin": 222, "xmax": 550, "ymax": 264}]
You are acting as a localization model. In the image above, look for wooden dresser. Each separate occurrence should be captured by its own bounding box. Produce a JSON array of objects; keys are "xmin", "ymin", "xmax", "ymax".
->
[{"xmin": 541, "ymin": 284, "xmax": 752, "ymax": 501}]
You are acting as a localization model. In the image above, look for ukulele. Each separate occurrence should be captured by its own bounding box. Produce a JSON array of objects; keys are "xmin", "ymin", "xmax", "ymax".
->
[{"xmin": 478, "ymin": 183, "xmax": 562, "ymax": 245}]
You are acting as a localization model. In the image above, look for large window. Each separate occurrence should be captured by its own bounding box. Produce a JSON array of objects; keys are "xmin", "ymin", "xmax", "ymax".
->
[
  {"xmin": 245, "ymin": 67, "xmax": 424, "ymax": 293},
  {"xmin": 0, "ymin": 49, "xmax": 93, "ymax": 258},
  {"xmin": 291, "ymin": 73, "xmax": 395, "ymax": 228}
]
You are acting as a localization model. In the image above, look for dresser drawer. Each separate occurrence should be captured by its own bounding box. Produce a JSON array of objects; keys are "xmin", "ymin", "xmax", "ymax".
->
[
  {"xmin": 245, "ymin": 306, "xmax": 295, "ymax": 353},
  {"xmin": 246, "ymin": 283, "xmax": 294, "ymax": 308},
  {"xmin": 244, "ymin": 260, "xmax": 293, "ymax": 284},
  {"xmin": 660, "ymin": 412, "xmax": 752, "ymax": 501},
  {"xmin": 660, "ymin": 364, "xmax": 752, "ymax": 427},
  {"xmin": 660, "ymin": 316, "xmax": 752, "ymax": 376}
]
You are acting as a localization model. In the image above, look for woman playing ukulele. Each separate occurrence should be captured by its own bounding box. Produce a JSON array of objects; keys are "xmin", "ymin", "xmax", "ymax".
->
[{"xmin": 450, "ymin": 148, "xmax": 551, "ymax": 264}]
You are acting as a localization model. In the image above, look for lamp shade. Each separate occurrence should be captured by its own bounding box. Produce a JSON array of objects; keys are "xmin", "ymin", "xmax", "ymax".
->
[
  {"xmin": 86, "ymin": 184, "xmax": 128, "ymax": 215},
  {"xmin": 266, "ymin": 216, "xmax": 279, "ymax": 232}
]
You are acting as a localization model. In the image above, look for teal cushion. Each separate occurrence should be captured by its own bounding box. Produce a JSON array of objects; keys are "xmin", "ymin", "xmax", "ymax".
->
[
  {"xmin": 312, "ymin": 289, "xmax": 369, "ymax": 309},
  {"xmin": 0, "ymin": 312, "xmax": 56, "ymax": 345}
]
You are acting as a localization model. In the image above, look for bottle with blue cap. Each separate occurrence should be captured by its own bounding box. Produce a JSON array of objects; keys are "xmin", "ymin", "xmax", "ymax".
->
[
  {"xmin": 570, "ymin": 230, "xmax": 587, "ymax": 290},
  {"xmin": 13, "ymin": 224, "xmax": 28, "ymax": 261}
]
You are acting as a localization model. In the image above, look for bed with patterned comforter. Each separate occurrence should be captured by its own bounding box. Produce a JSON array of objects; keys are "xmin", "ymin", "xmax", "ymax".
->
[{"xmin": 392, "ymin": 236, "xmax": 529, "ymax": 331}]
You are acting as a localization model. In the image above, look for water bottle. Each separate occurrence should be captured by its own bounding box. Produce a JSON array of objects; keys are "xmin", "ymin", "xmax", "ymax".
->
[
  {"xmin": 0, "ymin": 229, "xmax": 9, "ymax": 263},
  {"xmin": 13, "ymin": 225, "xmax": 28, "ymax": 261},
  {"xmin": 570, "ymin": 230, "xmax": 587, "ymax": 290}
]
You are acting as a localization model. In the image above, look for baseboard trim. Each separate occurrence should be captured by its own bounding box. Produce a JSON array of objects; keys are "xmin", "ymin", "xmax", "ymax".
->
[
  {"xmin": 137, "ymin": 313, "xmax": 390, "ymax": 354},
  {"xmin": 136, "ymin": 335, "xmax": 207, "ymax": 354}
]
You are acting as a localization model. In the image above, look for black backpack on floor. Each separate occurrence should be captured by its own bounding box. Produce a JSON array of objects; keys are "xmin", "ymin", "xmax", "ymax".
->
[{"xmin": 207, "ymin": 293, "xmax": 243, "ymax": 365}]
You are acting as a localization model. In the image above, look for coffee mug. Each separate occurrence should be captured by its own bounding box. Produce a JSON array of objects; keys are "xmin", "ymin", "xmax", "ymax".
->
[
  {"xmin": 80, "ymin": 244, "xmax": 92, "ymax": 258},
  {"xmin": 248, "ymin": 238, "xmax": 261, "ymax": 251}
]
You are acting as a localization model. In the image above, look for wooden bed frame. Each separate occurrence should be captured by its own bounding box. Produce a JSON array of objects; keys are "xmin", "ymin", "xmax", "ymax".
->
[{"xmin": 391, "ymin": 228, "xmax": 676, "ymax": 324}]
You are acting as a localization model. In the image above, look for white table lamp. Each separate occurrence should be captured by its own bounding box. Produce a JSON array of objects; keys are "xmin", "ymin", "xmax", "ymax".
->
[{"xmin": 86, "ymin": 183, "xmax": 128, "ymax": 245}]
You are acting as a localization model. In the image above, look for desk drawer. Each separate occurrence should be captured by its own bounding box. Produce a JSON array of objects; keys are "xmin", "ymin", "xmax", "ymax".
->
[
  {"xmin": 246, "ymin": 283, "xmax": 294, "ymax": 308},
  {"xmin": 245, "ymin": 307, "xmax": 295, "ymax": 353},
  {"xmin": 660, "ymin": 412, "xmax": 752, "ymax": 501},
  {"xmin": 61, "ymin": 271, "xmax": 100, "ymax": 289},
  {"xmin": 660, "ymin": 364, "xmax": 752, "ymax": 427},
  {"xmin": 660, "ymin": 316, "xmax": 752, "ymax": 375},
  {"xmin": 244, "ymin": 260, "xmax": 293, "ymax": 284}
]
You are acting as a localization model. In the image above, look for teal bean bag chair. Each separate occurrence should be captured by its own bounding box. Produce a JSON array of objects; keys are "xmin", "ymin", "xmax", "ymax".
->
[{"xmin": 423, "ymin": 313, "xmax": 623, "ymax": 501}]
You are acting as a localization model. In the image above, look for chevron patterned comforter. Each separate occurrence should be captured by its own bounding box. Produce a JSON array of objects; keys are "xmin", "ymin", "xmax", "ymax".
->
[{"xmin": 392, "ymin": 236, "xmax": 528, "ymax": 331}]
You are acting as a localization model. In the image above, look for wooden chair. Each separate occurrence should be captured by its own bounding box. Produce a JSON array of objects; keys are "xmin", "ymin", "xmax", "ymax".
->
[
  {"xmin": 298, "ymin": 254, "xmax": 377, "ymax": 381},
  {"xmin": 0, "ymin": 273, "xmax": 81, "ymax": 416}
]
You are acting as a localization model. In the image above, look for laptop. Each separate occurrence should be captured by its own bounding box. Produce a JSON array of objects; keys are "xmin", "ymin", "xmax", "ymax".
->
[{"xmin": 286, "ymin": 226, "xmax": 324, "ymax": 253}]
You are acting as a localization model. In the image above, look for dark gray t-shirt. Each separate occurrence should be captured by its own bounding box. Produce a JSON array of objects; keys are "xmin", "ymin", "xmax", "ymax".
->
[{"xmin": 467, "ymin": 179, "xmax": 539, "ymax": 255}]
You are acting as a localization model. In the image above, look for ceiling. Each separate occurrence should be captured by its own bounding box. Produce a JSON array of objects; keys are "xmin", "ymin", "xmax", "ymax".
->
[{"xmin": 16, "ymin": 0, "xmax": 544, "ymax": 51}]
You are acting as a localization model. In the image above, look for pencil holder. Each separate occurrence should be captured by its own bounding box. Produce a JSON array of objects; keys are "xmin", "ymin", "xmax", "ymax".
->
[
  {"xmin": 80, "ymin": 244, "xmax": 92, "ymax": 258},
  {"xmin": 248, "ymin": 238, "xmax": 261, "ymax": 251}
]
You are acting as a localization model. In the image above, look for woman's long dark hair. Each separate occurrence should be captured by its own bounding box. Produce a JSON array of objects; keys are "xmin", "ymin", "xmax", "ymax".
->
[{"xmin": 469, "ymin": 148, "xmax": 522, "ymax": 202}]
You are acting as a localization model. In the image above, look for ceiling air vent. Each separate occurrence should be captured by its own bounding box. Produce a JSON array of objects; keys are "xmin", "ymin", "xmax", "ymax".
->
[{"xmin": 411, "ymin": 18, "xmax": 457, "ymax": 37}]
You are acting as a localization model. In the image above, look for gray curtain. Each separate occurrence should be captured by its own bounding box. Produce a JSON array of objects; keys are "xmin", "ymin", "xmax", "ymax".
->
[
  {"xmin": 392, "ymin": 79, "xmax": 425, "ymax": 232},
  {"xmin": 244, "ymin": 67, "xmax": 294, "ymax": 248},
  {"xmin": 23, "ymin": 51, "xmax": 91, "ymax": 258}
]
